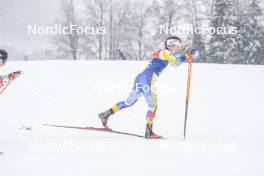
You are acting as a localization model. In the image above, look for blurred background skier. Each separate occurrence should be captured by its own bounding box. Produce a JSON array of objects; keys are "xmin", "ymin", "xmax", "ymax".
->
[
  {"xmin": 0, "ymin": 49, "xmax": 22, "ymax": 94},
  {"xmin": 98, "ymin": 36, "xmax": 195, "ymax": 139}
]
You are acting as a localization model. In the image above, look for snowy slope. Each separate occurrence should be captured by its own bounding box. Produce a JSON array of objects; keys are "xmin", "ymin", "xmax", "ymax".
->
[{"xmin": 0, "ymin": 60, "xmax": 264, "ymax": 176}]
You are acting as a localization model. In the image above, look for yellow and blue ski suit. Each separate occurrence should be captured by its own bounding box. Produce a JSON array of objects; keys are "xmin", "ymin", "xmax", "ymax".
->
[{"xmin": 112, "ymin": 48, "xmax": 188, "ymax": 126}]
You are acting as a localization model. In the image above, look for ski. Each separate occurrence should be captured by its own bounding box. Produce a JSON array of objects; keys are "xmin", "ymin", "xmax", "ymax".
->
[
  {"xmin": 43, "ymin": 124, "xmax": 145, "ymax": 138},
  {"xmin": 0, "ymin": 70, "xmax": 23, "ymax": 95}
]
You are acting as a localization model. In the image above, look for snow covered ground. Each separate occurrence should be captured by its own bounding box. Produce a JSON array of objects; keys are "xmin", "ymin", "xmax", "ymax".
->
[{"xmin": 0, "ymin": 60, "xmax": 263, "ymax": 176}]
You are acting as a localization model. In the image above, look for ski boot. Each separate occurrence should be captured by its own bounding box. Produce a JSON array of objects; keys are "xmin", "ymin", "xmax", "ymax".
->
[
  {"xmin": 98, "ymin": 109, "xmax": 114, "ymax": 130},
  {"xmin": 145, "ymin": 125, "xmax": 162, "ymax": 139}
]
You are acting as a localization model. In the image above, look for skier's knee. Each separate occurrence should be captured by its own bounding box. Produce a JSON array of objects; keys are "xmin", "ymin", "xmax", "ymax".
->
[
  {"xmin": 149, "ymin": 105, "xmax": 157, "ymax": 112},
  {"xmin": 148, "ymin": 99, "xmax": 157, "ymax": 112}
]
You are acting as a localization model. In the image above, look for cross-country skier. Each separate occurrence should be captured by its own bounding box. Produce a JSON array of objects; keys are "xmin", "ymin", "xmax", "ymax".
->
[
  {"xmin": 0, "ymin": 49, "xmax": 9, "ymax": 93},
  {"xmin": 0, "ymin": 49, "xmax": 21, "ymax": 94},
  {"xmin": 98, "ymin": 36, "xmax": 195, "ymax": 139}
]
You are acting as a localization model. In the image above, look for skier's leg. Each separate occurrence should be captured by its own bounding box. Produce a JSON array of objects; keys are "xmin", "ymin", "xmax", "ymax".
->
[
  {"xmin": 143, "ymin": 73, "xmax": 161, "ymax": 139},
  {"xmin": 144, "ymin": 94, "xmax": 157, "ymax": 127},
  {"xmin": 111, "ymin": 71, "xmax": 146, "ymax": 112},
  {"xmin": 111, "ymin": 89, "xmax": 142, "ymax": 113},
  {"xmin": 98, "ymin": 72, "xmax": 144, "ymax": 129},
  {"xmin": 144, "ymin": 73, "xmax": 158, "ymax": 126},
  {"xmin": 98, "ymin": 88, "xmax": 142, "ymax": 128}
]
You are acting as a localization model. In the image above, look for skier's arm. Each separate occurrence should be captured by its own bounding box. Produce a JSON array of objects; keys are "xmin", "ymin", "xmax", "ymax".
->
[
  {"xmin": 161, "ymin": 50, "xmax": 181, "ymax": 65},
  {"xmin": 174, "ymin": 49, "xmax": 196, "ymax": 63},
  {"xmin": 161, "ymin": 50, "xmax": 189, "ymax": 67},
  {"xmin": 161, "ymin": 49, "xmax": 196, "ymax": 66},
  {"xmin": 0, "ymin": 71, "xmax": 22, "ymax": 80}
]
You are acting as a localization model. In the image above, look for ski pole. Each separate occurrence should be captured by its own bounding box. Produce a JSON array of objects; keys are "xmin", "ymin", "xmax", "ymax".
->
[{"xmin": 183, "ymin": 54, "xmax": 193, "ymax": 139}]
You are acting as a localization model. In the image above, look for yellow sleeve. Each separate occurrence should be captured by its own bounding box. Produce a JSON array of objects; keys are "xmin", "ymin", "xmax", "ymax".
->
[{"xmin": 161, "ymin": 50, "xmax": 180, "ymax": 65}]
